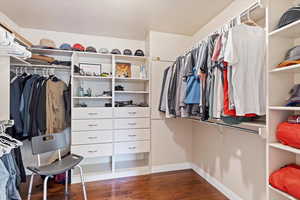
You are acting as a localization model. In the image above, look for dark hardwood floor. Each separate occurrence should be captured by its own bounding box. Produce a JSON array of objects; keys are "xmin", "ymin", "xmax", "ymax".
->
[{"xmin": 20, "ymin": 169, "xmax": 228, "ymax": 200}]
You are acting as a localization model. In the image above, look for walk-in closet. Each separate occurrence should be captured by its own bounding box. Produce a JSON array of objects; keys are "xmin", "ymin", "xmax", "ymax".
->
[{"xmin": 2, "ymin": 0, "xmax": 300, "ymax": 200}]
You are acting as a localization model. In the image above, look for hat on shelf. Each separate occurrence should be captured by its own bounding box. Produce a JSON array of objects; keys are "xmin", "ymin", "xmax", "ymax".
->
[
  {"xmin": 286, "ymin": 84, "xmax": 300, "ymax": 107},
  {"xmin": 99, "ymin": 48, "xmax": 109, "ymax": 54},
  {"xmin": 123, "ymin": 49, "xmax": 132, "ymax": 55},
  {"xmin": 32, "ymin": 39, "xmax": 56, "ymax": 49},
  {"xmin": 59, "ymin": 43, "xmax": 72, "ymax": 50},
  {"xmin": 73, "ymin": 43, "xmax": 85, "ymax": 51},
  {"xmin": 277, "ymin": 6, "xmax": 300, "ymax": 29},
  {"xmin": 86, "ymin": 46, "xmax": 97, "ymax": 52},
  {"xmin": 134, "ymin": 49, "xmax": 144, "ymax": 56},
  {"xmin": 111, "ymin": 49, "xmax": 121, "ymax": 54},
  {"xmin": 277, "ymin": 46, "xmax": 300, "ymax": 68}
]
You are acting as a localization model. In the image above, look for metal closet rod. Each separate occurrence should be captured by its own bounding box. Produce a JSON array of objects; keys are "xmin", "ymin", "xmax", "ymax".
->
[
  {"xmin": 189, "ymin": 118, "xmax": 259, "ymax": 135},
  {"xmin": 10, "ymin": 64, "xmax": 70, "ymax": 70}
]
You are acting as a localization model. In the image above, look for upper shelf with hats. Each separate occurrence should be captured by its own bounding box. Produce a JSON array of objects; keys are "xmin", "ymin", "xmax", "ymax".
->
[
  {"xmin": 29, "ymin": 40, "xmax": 148, "ymax": 61},
  {"xmin": 268, "ymin": 2, "xmax": 300, "ymax": 38}
]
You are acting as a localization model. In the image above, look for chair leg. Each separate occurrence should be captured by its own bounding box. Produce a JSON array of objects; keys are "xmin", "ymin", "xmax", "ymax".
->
[
  {"xmin": 43, "ymin": 176, "xmax": 50, "ymax": 200},
  {"xmin": 65, "ymin": 170, "xmax": 68, "ymax": 195},
  {"xmin": 27, "ymin": 174, "xmax": 35, "ymax": 200},
  {"xmin": 77, "ymin": 165, "xmax": 87, "ymax": 200}
]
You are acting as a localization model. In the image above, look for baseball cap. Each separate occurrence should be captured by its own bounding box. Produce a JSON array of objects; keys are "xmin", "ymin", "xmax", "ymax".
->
[
  {"xmin": 277, "ymin": 6, "xmax": 300, "ymax": 29},
  {"xmin": 277, "ymin": 46, "xmax": 300, "ymax": 68},
  {"xmin": 99, "ymin": 48, "xmax": 109, "ymax": 54},
  {"xmin": 111, "ymin": 49, "xmax": 121, "ymax": 54},
  {"xmin": 286, "ymin": 84, "xmax": 300, "ymax": 106},
  {"xmin": 59, "ymin": 43, "xmax": 72, "ymax": 50},
  {"xmin": 73, "ymin": 43, "xmax": 85, "ymax": 51},
  {"xmin": 134, "ymin": 49, "xmax": 144, "ymax": 56},
  {"xmin": 123, "ymin": 49, "xmax": 132, "ymax": 55},
  {"xmin": 86, "ymin": 46, "xmax": 97, "ymax": 53}
]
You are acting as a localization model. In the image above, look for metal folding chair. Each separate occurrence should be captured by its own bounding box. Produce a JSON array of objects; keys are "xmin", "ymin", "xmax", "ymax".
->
[{"xmin": 27, "ymin": 133, "xmax": 87, "ymax": 200}]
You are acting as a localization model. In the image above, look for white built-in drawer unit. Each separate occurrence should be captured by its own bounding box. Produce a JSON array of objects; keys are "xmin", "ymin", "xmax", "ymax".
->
[
  {"xmin": 114, "ymin": 107, "xmax": 150, "ymax": 118},
  {"xmin": 72, "ymin": 119, "xmax": 113, "ymax": 131},
  {"xmin": 72, "ymin": 130, "xmax": 113, "ymax": 145},
  {"xmin": 72, "ymin": 108, "xmax": 113, "ymax": 119},
  {"xmin": 114, "ymin": 118, "xmax": 150, "ymax": 129},
  {"xmin": 114, "ymin": 141, "xmax": 150, "ymax": 154},
  {"xmin": 72, "ymin": 143, "xmax": 113, "ymax": 158},
  {"xmin": 114, "ymin": 129, "xmax": 150, "ymax": 142}
]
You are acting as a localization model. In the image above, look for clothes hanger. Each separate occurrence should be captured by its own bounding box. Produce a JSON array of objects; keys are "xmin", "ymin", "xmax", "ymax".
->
[
  {"xmin": 0, "ymin": 124, "xmax": 22, "ymax": 147},
  {"xmin": 243, "ymin": 9, "xmax": 258, "ymax": 26}
]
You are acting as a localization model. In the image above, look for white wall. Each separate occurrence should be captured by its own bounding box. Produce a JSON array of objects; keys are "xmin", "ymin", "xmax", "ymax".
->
[
  {"xmin": 189, "ymin": 0, "xmax": 267, "ymax": 200},
  {"xmin": 148, "ymin": 31, "xmax": 193, "ymax": 169},
  {"xmin": 21, "ymin": 28, "xmax": 145, "ymax": 53}
]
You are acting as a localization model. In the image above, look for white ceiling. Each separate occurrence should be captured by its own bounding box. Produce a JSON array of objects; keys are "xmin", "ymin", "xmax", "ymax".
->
[{"xmin": 1, "ymin": 0, "xmax": 233, "ymax": 41}]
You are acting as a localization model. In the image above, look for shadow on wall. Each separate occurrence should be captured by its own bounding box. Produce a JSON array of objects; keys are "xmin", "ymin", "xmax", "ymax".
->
[
  {"xmin": 192, "ymin": 123, "xmax": 266, "ymax": 200},
  {"xmin": 151, "ymin": 118, "xmax": 193, "ymax": 166}
]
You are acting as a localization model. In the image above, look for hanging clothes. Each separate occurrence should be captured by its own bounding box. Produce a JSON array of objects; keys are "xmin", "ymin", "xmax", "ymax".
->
[
  {"xmin": 0, "ymin": 159, "xmax": 9, "ymax": 200},
  {"xmin": 159, "ymin": 66, "xmax": 170, "ymax": 113},
  {"xmin": 224, "ymin": 24, "xmax": 266, "ymax": 116},
  {"xmin": 46, "ymin": 79, "xmax": 68, "ymax": 134}
]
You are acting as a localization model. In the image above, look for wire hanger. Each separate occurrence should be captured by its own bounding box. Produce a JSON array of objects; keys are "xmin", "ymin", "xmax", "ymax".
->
[{"xmin": 243, "ymin": 8, "xmax": 258, "ymax": 26}]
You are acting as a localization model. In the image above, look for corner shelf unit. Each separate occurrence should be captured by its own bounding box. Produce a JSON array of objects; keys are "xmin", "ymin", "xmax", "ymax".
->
[{"xmin": 267, "ymin": 1, "xmax": 300, "ymax": 200}]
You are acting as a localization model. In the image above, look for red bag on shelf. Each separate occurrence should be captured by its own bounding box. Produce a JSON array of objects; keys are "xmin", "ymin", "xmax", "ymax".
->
[
  {"xmin": 269, "ymin": 164, "xmax": 300, "ymax": 199},
  {"xmin": 276, "ymin": 122, "xmax": 300, "ymax": 149}
]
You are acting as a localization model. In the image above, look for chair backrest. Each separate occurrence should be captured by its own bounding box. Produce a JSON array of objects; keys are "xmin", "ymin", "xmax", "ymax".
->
[{"xmin": 31, "ymin": 133, "xmax": 67, "ymax": 155}]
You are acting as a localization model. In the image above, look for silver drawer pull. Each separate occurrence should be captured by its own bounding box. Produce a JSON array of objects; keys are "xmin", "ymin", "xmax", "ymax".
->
[
  {"xmin": 88, "ymin": 136, "xmax": 98, "ymax": 139},
  {"xmin": 128, "ymin": 135, "xmax": 137, "ymax": 137},
  {"xmin": 128, "ymin": 112, "xmax": 137, "ymax": 115},
  {"xmin": 88, "ymin": 124, "xmax": 98, "ymax": 127},
  {"xmin": 128, "ymin": 146, "xmax": 136, "ymax": 150},
  {"xmin": 88, "ymin": 113, "xmax": 98, "ymax": 115},
  {"xmin": 128, "ymin": 123, "xmax": 136, "ymax": 126},
  {"xmin": 88, "ymin": 150, "xmax": 98, "ymax": 153}
]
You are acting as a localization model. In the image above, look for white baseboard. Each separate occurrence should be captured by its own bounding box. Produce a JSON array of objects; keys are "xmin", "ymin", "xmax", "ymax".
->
[
  {"xmin": 191, "ymin": 163, "xmax": 243, "ymax": 200},
  {"xmin": 151, "ymin": 162, "xmax": 191, "ymax": 173}
]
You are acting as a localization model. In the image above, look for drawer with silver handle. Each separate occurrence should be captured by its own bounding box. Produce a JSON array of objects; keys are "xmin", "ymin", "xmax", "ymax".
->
[
  {"xmin": 72, "ymin": 108, "xmax": 113, "ymax": 119},
  {"xmin": 71, "ymin": 143, "xmax": 113, "ymax": 158},
  {"xmin": 114, "ymin": 141, "xmax": 150, "ymax": 154},
  {"xmin": 114, "ymin": 107, "xmax": 150, "ymax": 118},
  {"xmin": 114, "ymin": 118, "xmax": 150, "ymax": 129},
  {"xmin": 114, "ymin": 129, "xmax": 150, "ymax": 142},
  {"xmin": 72, "ymin": 130, "xmax": 113, "ymax": 145},
  {"xmin": 72, "ymin": 119, "xmax": 113, "ymax": 131}
]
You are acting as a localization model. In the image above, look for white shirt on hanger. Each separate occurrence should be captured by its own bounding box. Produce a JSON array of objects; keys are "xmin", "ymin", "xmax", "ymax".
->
[{"xmin": 224, "ymin": 24, "xmax": 266, "ymax": 116}]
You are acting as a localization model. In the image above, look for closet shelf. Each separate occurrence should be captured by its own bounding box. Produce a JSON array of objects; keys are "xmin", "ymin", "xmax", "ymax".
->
[
  {"xmin": 73, "ymin": 75, "xmax": 112, "ymax": 80},
  {"xmin": 76, "ymin": 51, "xmax": 112, "ymax": 59},
  {"xmin": 270, "ymin": 64, "xmax": 300, "ymax": 73},
  {"xmin": 115, "ymin": 54, "xmax": 148, "ymax": 62},
  {"xmin": 269, "ymin": 106, "xmax": 300, "ymax": 111},
  {"xmin": 115, "ymin": 159, "xmax": 149, "ymax": 172},
  {"xmin": 269, "ymin": 185, "xmax": 297, "ymax": 200},
  {"xmin": 115, "ymin": 91, "xmax": 149, "ymax": 94},
  {"xmin": 269, "ymin": 19, "xmax": 300, "ymax": 38},
  {"xmin": 10, "ymin": 56, "xmax": 31, "ymax": 66},
  {"xmin": 269, "ymin": 143, "xmax": 300, "ymax": 155},
  {"xmin": 72, "ymin": 96, "xmax": 112, "ymax": 99},
  {"xmin": 115, "ymin": 77, "xmax": 149, "ymax": 82},
  {"xmin": 30, "ymin": 48, "xmax": 73, "ymax": 56}
]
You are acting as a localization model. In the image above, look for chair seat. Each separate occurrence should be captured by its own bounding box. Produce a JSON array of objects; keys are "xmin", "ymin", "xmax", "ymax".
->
[{"xmin": 27, "ymin": 154, "xmax": 83, "ymax": 176}]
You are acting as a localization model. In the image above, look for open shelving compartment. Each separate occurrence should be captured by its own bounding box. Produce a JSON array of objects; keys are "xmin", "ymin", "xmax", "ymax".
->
[
  {"xmin": 72, "ymin": 52, "xmax": 113, "ymax": 108},
  {"xmin": 114, "ymin": 54, "xmax": 150, "ymax": 108},
  {"xmin": 267, "ymin": 0, "xmax": 300, "ymax": 199}
]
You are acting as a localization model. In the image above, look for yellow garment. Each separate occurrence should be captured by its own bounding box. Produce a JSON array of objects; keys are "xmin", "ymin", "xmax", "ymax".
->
[{"xmin": 46, "ymin": 79, "xmax": 67, "ymax": 134}]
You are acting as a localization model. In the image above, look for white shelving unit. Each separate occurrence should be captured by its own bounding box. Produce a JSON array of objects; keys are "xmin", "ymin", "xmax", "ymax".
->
[{"xmin": 267, "ymin": 1, "xmax": 300, "ymax": 199}]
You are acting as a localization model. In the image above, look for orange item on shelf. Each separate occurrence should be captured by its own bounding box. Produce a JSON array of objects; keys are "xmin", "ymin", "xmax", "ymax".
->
[
  {"xmin": 277, "ymin": 122, "xmax": 300, "ymax": 149},
  {"xmin": 269, "ymin": 164, "xmax": 300, "ymax": 199}
]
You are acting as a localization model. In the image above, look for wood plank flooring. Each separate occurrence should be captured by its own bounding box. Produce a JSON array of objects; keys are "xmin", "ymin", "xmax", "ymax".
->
[{"xmin": 20, "ymin": 169, "xmax": 228, "ymax": 200}]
